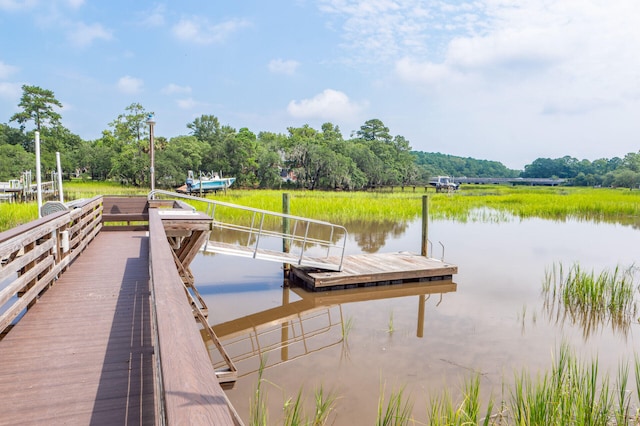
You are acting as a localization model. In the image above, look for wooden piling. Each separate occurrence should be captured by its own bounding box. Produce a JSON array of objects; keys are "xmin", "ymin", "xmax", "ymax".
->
[
  {"xmin": 282, "ymin": 193, "xmax": 291, "ymax": 274},
  {"xmin": 417, "ymin": 294, "xmax": 425, "ymax": 338},
  {"xmin": 421, "ymin": 195, "xmax": 429, "ymax": 257}
]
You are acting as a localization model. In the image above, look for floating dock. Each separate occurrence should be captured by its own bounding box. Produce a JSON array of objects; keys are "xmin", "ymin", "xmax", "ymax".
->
[{"xmin": 290, "ymin": 251, "xmax": 457, "ymax": 291}]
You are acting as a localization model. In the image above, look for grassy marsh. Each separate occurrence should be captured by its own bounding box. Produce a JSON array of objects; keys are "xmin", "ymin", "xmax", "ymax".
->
[
  {"xmin": 2, "ymin": 184, "xmax": 640, "ymax": 232},
  {"xmin": 250, "ymin": 345, "xmax": 640, "ymax": 425}
]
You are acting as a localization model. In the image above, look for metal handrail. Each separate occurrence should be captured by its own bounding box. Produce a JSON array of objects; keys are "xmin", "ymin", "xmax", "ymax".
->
[{"xmin": 148, "ymin": 190, "xmax": 348, "ymax": 271}]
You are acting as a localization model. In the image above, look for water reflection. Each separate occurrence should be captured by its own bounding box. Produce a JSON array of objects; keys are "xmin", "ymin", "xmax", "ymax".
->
[
  {"xmin": 543, "ymin": 296, "xmax": 637, "ymax": 340},
  {"xmin": 205, "ymin": 218, "xmax": 410, "ymax": 255},
  {"xmin": 206, "ymin": 279, "xmax": 456, "ymax": 379},
  {"xmin": 193, "ymin": 214, "xmax": 640, "ymax": 424},
  {"xmin": 343, "ymin": 220, "xmax": 409, "ymax": 253}
]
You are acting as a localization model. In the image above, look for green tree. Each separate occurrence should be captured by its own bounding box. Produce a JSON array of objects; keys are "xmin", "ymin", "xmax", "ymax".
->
[
  {"xmin": 228, "ymin": 128, "xmax": 258, "ymax": 187},
  {"xmin": 10, "ymin": 85, "xmax": 63, "ymax": 132},
  {"xmin": 356, "ymin": 118, "xmax": 391, "ymax": 142},
  {"xmin": 187, "ymin": 114, "xmax": 221, "ymax": 142},
  {"xmin": 108, "ymin": 103, "xmax": 150, "ymax": 146},
  {"xmin": 0, "ymin": 144, "xmax": 34, "ymax": 180},
  {"xmin": 155, "ymin": 135, "xmax": 209, "ymax": 187},
  {"xmin": 0, "ymin": 123, "xmax": 29, "ymax": 148},
  {"xmin": 256, "ymin": 132, "xmax": 286, "ymax": 188}
]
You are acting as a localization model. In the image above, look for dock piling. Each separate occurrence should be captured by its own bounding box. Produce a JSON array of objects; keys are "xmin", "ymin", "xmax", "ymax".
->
[{"xmin": 421, "ymin": 195, "xmax": 429, "ymax": 257}]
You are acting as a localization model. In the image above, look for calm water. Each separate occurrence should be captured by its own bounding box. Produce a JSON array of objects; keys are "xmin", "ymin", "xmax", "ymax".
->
[{"xmin": 192, "ymin": 214, "xmax": 640, "ymax": 424}]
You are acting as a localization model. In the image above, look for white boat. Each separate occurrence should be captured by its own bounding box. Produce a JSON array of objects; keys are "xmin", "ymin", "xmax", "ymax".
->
[{"xmin": 179, "ymin": 170, "xmax": 235, "ymax": 193}]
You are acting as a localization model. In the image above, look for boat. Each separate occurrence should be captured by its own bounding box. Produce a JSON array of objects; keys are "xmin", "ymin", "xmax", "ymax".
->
[{"xmin": 178, "ymin": 170, "xmax": 236, "ymax": 193}]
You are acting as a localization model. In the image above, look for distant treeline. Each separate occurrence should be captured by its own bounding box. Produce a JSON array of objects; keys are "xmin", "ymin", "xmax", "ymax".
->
[
  {"xmin": 2, "ymin": 86, "xmax": 639, "ymax": 189},
  {"xmin": 412, "ymin": 151, "xmax": 520, "ymax": 179}
]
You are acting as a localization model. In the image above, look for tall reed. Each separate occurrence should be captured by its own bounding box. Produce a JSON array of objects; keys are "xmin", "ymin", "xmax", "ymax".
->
[
  {"xmin": 377, "ymin": 384, "xmax": 413, "ymax": 426},
  {"xmin": 428, "ymin": 374, "xmax": 493, "ymax": 426},
  {"xmin": 542, "ymin": 263, "xmax": 639, "ymax": 338},
  {"xmin": 250, "ymin": 355, "xmax": 336, "ymax": 426}
]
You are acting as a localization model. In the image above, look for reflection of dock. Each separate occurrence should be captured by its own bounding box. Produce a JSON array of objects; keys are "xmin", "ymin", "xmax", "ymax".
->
[
  {"xmin": 209, "ymin": 280, "xmax": 457, "ymax": 378},
  {"xmin": 290, "ymin": 252, "xmax": 457, "ymax": 290}
]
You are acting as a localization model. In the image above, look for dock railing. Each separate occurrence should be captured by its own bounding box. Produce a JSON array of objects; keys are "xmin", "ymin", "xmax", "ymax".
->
[
  {"xmin": 148, "ymin": 209, "xmax": 241, "ymax": 425},
  {"xmin": 0, "ymin": 196, "xmax": 103, "ymax": 336},
  {"xmin": 148, "ymin": 190, "xmax": 348, "ymax": 271}
]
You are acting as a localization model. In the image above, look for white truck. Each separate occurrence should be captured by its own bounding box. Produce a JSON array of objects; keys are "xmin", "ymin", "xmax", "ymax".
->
[{"xmin": 428, "ymin": 176, "xmax": 459, "ymax": 192}]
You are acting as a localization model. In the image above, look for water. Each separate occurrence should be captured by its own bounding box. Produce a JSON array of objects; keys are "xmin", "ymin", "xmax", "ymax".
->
[{"xmin": 191, "ymin": 215, "xmax": 640, "ymax": 424}]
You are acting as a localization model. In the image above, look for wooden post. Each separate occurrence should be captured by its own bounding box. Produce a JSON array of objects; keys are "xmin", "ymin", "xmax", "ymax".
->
[
  {"xmin": 421, "ymin": 195, "xmax": 429, "ymax": 257},
  {"xmin": 281, "ymin": 285, "xmax": 290, "ymax": 361},
  {"xmin": 417, "ymin": 295, "xmax": 425, "ymax": 338},
  {"xmin": 282, "ymin": 193, "xmax": 291, "ymax": 274}
]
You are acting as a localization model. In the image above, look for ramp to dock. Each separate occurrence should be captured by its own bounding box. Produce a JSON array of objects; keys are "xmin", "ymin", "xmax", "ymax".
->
[{"xmin": 0, "ymin": 231, "xmax": 154, "ymax": 425}]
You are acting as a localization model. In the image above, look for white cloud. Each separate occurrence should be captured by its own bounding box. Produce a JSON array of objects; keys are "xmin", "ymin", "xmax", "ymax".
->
[
  {"xmin": 176, "ymin": 98, "xmax": 203, "ymax": 109},
  {"xmin": 65, "ymin": 0, "xmax": 84, "ymax": 9},
  {"xmin": 393, "ymin": 1, "xmax": 640, "ymax": 115},
  {"xmin": 162, "ymin": 83, "xmax": 192, "ymax": 95},
  {"xmin": 0, "ymin": 82, "xmax": 22, "ymax": 99},
  {"xmin": 0, "ymin": 0, "xmax": 36, "ymax": 11},
  {"xmin": 140, "ymin": 4, "xmax": 165, "ymax": 27},
  {"xmin": 172, "ymin": 17, "xmax": 250, "ymax": 45},
  {"xmin": 116, "ymin": 76, "xmax": 143, "ymax": 94},
  {"xmin": 287, "ymin": 89, "xmax": 365, "ymax": 121},
  {"xmin": 318, "ymin": 0, "xmax": 480, "ymax": 64},
  {"xmin": 268, "ymin": 59, "xmax": 300, "ymax": 76},
  {"xmin": 67, "ymin": 22, "xmax": 112, "ymax": 48},
  {"xmin": 0, "ymin": 61, "xmax": 19, "ymax": 79}
]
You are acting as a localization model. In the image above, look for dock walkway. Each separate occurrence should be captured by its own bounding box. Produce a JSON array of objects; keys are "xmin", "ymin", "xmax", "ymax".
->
[{"xmin": 0, "ymin": 231, "xmax": 155, "ymax": 425}]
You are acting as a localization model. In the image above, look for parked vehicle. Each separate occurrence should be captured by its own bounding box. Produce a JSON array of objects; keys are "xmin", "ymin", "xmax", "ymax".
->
[{"xmin": 428, "ymin": 176, "xmax": 459, "ymax": 192}]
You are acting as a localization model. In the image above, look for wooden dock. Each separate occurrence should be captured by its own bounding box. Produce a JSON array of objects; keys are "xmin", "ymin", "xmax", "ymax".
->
[
  {"xmin": 0, "ymin": 196, "xmax": 241, "ymax": 425},
  {"xmin": 0, "ymin": 231, "xmax": 155, "ymax": 425},
  {"xmin": 290, "ymin": 251, "xmax": 457, "ymax": 290}
]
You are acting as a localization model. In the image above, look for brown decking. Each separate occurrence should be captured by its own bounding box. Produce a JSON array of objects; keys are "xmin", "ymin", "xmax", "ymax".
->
[
  {"xmin": 0, "ymin": 231, "xmax": 155, "ymax": 425},
  {"xmin": 290, "ymin": 251, "xmax": 458, "ymax": 290}
]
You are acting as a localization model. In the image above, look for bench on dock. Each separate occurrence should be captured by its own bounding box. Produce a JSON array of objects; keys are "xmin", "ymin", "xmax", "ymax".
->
[
  {"xmin": 101, "ymin": 196, "xmax": 149, "ymax": 230},
  {"xmin": 101, "ymin": 196, "xmax": 195, "ymax": 230}
]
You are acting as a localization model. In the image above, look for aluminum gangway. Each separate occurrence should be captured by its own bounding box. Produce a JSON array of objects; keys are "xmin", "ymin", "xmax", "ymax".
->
[{"xmin": 148, "ymin": 190, "xmax": 348, "ymax": 271}]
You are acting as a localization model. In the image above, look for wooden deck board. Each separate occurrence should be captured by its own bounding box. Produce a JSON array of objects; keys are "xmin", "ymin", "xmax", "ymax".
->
[
  {"xmin": 0, "ymin": 231, "xmax": 155, "ymax": 426},
  {"xmin": 290, "ymin": 251, "xmax": 458, "ymax": 290}
]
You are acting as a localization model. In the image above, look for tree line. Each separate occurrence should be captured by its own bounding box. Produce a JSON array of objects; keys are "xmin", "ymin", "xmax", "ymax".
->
[{"xmin": 1, "ymin": 85, "xmax": 639, "ymax": 189}]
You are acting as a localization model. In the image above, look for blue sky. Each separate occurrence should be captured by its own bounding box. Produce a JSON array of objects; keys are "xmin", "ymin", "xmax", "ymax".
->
[{"xmin": 1, "ymin": 0, "xmax": 639, "ymax": 170}]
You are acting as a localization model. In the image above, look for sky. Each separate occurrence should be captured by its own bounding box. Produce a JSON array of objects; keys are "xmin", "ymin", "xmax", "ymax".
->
[{"xmin": 1, "ymin": 0, "xmax": 639, "ymax": 170}]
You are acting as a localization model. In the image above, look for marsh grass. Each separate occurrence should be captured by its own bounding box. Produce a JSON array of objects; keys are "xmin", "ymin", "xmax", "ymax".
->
[
  {"xmin": 3, "ymin": 184, "xmax": 640, "ymax": 232},
  {"xmin": 211, "ymin": 186, "xmax": 640, "ymax": 225},
  {"xmin": 249, "ymin": 345, "xmax": 640, "ymax": 425},
  {"xmin": 250, "ymin": 356, "xmax": 269, "ymax": 426},
  {"xmin": 340, "ymin": 316, "xmax": 354, "ymax": 361},
  {"xmin": 377, "ymin": 384, "xmax": 414, "ymax": 426},
  {"xmin": 250, "ymin": 356, "xmax": 337, "ymax": 426},
  {"xmin": 341, "ymin": 316, "xmax": 354, "ymax": 341},
  {"xmin": 543, "ymin": 263, "xmax": 639, "ymax": 338},
  {"xmin": 0, "ymin": 202, "xmax": 37, "ymax": 230},
  {"xmin": 508, "ymin": 343, "xmax": 640, "ymax": 425},
  {"xmin": 428, "ymin": 375, "xmax": 493, "ymax": 426}
]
